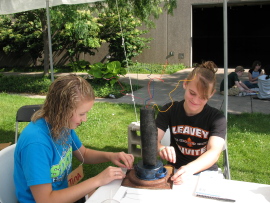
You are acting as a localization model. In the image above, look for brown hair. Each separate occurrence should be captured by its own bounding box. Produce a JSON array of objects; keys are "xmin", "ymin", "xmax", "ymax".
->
[
  {"xmin": 252, "ymin": 60, "xmax": 261, "ymax": 69},
  {"xmin": 32, "ymin": 74, "xmax": 95, "ymax": 139},
  {"xmin": 186, "ymin": 61, "xmax": 218, "ymax": 100}
]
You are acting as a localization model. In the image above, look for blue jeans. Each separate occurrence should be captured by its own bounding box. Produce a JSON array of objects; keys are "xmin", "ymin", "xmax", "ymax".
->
[{"xmin": 244, "ymin": 81, "xmax": 258, "ymax": 88}]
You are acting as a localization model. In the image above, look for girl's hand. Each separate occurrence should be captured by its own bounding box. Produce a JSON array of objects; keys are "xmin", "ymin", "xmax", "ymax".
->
[
  {"xmin": 171, "ymin": 165, "xmax": 193, "ymax": 185},
  {"xmin": 159, "ymin": 146, "xmax": 176, "ymax": 164},
  {"xmin": 94, "ymin": 166, "xmax": 125, "ymax": 186},
  {"xmin": 110, "ymin": 152, "xmax": 134, "ymax": 169}
]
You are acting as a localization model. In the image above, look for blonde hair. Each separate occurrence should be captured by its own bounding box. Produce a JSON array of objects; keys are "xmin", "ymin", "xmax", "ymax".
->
[
  {"xmin": 186, "ymin": 61, "xmax": 218, "ymax": 100},
  {"xmin": 32, "ymin": 74, "xmax": 95, "ymax": 139}
]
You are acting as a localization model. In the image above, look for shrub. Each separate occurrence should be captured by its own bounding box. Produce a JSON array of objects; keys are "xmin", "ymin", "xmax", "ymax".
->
[
  {"xmin": 0, "ymin": 75, "xmax": 51, "ymax": 94},
  {"xmin": 88, "ymin": 61, "xmax": 127, "ymax": 85},
  {"xmin": 0, "ymin": 74, "xmax": 141, "ymax": 98}
]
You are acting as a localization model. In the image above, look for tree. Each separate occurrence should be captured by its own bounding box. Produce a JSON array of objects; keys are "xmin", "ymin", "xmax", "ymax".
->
[
  {"xmin": 0, "ymin": 5, "xmax": 102, "ymax": 75},
  {"xmin": 103, "ymin": 0, "xmax": 177, "ymax": 23},
  {"xmin": 78, "ymin": 0, "xmax": 177, "ymax": 66},
  {"xmin": 0, "ymin": 12, "xmax": 44, "ymax": 67},
  {"xmin": 0, "ymin": 0, "xmax": 177, "ymax": 74},
  {"xmin": 49, "ymin": 5, "xmax": 102, "ymax": 70},
  {"xmin": 97, "ymin": 8, "xmax": 152, "ymax": 66}
]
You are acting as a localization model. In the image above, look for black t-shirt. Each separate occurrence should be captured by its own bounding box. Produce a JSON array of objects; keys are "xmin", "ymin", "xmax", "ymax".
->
[
  {"xmin": 156, "ymin": 100, "xmax": 226, "ymax": 170},
  {"xmin": 220, "ymin": 72, "xmax": 239, "ymax": 92}
]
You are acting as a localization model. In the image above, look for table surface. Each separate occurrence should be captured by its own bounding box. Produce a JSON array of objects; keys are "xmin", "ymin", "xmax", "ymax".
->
[{"xmin": 86, "ymin": 174, "xmax": 270, "ymax": 203}]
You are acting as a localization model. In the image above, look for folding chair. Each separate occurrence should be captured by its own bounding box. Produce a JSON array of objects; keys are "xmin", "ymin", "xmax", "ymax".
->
[
  {"xmin": 222, "ymin": 141, "xmax": 231, "ymax": 179},
  {"xmin": 15, "ymin": 105, "xmax": 42, "ymax": 143},
  {"xmin": 0, "ymin": 144, "xmax": 18, "ymax": 203}
]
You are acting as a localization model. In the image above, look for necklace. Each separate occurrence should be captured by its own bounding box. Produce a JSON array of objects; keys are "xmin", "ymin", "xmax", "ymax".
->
[{"xmin": 45, "ymin": 119, "xmax": 84, "ymax": 164}]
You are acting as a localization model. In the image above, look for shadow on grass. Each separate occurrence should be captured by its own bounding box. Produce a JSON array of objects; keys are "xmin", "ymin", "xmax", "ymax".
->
[{"xmin": 0, "ymin": 129, "xmax": 15, "ymax": 144}]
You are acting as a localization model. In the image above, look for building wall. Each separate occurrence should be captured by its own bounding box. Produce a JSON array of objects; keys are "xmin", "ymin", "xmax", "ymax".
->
[
  {"xmin": 1, "ymin": 0, "xmax": 269, "ymax": 69},
  {"xmin": 134, "ymin": 0, "xmax": 270, "ymax": 67}
]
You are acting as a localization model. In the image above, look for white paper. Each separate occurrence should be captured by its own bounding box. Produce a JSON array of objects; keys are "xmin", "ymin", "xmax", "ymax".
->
[{"xmin": 195, "ymin": 173, "xmax": 236, "ymax": 202}]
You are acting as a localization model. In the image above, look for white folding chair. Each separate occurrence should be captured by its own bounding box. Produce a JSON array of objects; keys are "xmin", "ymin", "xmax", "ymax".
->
[
  {"xmin": 0, "ymin": 144, "xmax": 18, "ymax": 203},
  {"xmin": 222, "ymin": 141, "xmax": 231, "ymax": 179},
  {"xmin": 15, "ymin": 104, "xmax": 42, "ymax": 143}
]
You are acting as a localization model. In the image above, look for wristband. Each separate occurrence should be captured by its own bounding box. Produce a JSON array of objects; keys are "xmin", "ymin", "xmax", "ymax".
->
[{"xmin": 159, "ymin": 146, "xmax": 166, "ymax": 152}]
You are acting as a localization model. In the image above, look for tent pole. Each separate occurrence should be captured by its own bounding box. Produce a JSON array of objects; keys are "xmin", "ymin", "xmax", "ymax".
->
[
  {"xmin": 223, "ymin": 0, "xmax": 231, "ymax": 180},
  {"xmin": 223, "ymin": 0, "xmax": 228, "ymax": 119},
  {"xmin": 46, "ymin": 0, "xmax": 54, "ymax": 81}
]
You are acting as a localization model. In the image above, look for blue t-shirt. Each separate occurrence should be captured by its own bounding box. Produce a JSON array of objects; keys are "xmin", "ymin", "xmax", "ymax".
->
[
  {"xmin": 14, "ymin": 118, "xmax": 82, "ymax": 203},
  {"xmin": 249, "ymin": 69, "xmax": 262, "ymax": 81}
]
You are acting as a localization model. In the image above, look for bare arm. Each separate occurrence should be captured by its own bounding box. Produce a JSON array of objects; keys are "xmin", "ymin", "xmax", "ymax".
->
[
  {"xmin": 172, "ymin": 136, "xmax": 225, "ymax": 184},
  {"xmin": 74, "ymin": 145, "xmax": 134, "ymax": 169},
  {"xmin": 30, "ymin": 165, "xmax": 125, "ymax": 203},
  {"xmin": 235, "ymin": 81, "xmax": 255, "ymax": 92},
  {"xmin": 30, "ymin": 145, "xmax": 134, "ymax": 203},
  {"xmin": 235, "ymin": 81, "xmax": 246, "ymax": 90},
  {"xmin": 248, "ymin": 72, "xmax": 256, "ymax": 82}
]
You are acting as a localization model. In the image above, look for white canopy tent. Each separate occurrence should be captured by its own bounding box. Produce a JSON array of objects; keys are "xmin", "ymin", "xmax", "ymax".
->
[
  {"xmin": 0, "ymin": 0, "xmax": 103, "ymax": 14},
  {"xmin": 0, "ymin": 0, "xmax": 104, "ymax": 81}
]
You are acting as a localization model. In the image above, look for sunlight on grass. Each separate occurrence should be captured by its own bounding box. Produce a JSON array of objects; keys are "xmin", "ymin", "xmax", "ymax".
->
[{"xmin": 1, "ymin": 93, "xmax": 270, "ymax": 184}]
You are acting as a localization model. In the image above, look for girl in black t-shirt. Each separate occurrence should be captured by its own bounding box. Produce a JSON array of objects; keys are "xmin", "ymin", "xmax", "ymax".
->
[{"xmin": 156, "ymin": 61, "xmax": 226, "ymax": 185}]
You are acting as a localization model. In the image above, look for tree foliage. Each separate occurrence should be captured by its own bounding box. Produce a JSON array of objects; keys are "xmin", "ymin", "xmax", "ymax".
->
[
  {"xmin": 0, "ymin": 0, "xmax": 177, "ymax": 74},
  {"xmin": 97, "ymin": 8, "xmax": 152, "ymax": 66},
  {"xmin": 103, "ymin": 0, "xmax": 177, "ymax": 24},
  {"xmin": 49, "ymin": 5, "xmax": 102, "ymax": 70},
  {"xmin": 0, "ymin": 12, "xmax": 44, "ymax": 66}
]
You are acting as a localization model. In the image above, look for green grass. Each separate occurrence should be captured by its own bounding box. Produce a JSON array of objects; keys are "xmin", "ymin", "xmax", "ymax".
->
[
  {"xmin": 224, "ymin": 113, "xmax": 270, "ymax": 184},
  {"xmin": 1, "ymin": 93, "xmax": 270, "ymax": 185},
  {"xmin": 128, "ymin": 63, "xmax": 186, "ymax": 74}
]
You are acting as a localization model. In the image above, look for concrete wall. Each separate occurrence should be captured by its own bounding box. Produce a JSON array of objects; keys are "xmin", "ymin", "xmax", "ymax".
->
[{"xmin": 134, "ymin": 0, "xmax": 270, "ymax": 67}]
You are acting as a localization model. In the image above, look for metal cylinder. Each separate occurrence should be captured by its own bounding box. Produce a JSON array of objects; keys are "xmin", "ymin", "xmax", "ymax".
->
[{"xmin": 140, "ymin": 107, "xmax": 157, "ymax": 166}]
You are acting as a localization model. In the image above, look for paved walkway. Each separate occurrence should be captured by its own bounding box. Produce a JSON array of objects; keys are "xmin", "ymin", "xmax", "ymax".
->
[
  {"xmin": 96, "ymin": 68, "xmax": 270, "ymax": 115},
  {"xmin": 3, "ymin": 69, "xmax": 269, "ymax": 114}
]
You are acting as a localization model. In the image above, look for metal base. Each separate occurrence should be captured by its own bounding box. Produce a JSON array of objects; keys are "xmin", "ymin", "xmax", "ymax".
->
[{"xmin": 134, "ymin": 160, "xmax": 167, "ymax": 181}]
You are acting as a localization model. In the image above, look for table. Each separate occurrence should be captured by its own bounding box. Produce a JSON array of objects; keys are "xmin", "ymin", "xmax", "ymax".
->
[{"xmin": 86, "ymin": 175, "xmax": 270, "ymax": 203}]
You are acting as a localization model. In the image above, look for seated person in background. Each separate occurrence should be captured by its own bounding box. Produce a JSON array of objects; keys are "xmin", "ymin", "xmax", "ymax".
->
[
  {"xmin": 220, "ymin": 65, "xmax": 255, "ymax": 96},
  {"xmin": 243, "ymin": 60, "xmax": 263, "ymax": 88},
  {"xmin": 257, "ymin": 65, "xmax": 270, "ymax": 99}
]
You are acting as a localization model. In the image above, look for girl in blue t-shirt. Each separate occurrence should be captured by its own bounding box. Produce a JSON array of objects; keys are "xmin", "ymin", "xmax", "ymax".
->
[
  {"xmin": 244, "ymin": 60, "xmax": 264, "ymax": 88},
  {"xmin": 14, "ymin": 75, "xmax": 134, "ymax": 203}
]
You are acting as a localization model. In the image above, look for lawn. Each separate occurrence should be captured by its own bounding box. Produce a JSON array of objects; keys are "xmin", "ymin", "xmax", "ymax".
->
[{"xmin": 1, "ymin": 93, "xmax": 270, "ymax": 185}]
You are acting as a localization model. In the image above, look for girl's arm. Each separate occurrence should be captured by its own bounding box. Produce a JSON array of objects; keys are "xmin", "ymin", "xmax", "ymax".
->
[
  {"xmin": 30, "ymin": 165, "xmax": 125, "ymax": 203},
  {"xmin": 248, "ymin": 72, "xmax": 254, "ymax": 82},
  {"xmin": 171, "ymin": 136, "xmax": 224, "ymax": 184},
  {"xmin": 74, "ymin": 145, "xmax": 134, "ymax": 169}
]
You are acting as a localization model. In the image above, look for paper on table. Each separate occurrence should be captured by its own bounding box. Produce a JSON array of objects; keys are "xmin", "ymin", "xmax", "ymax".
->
[
  {"xmin": 113, "ymin": 186, "xmax": 172, "ymax": 203},
  {"xmin": 195, "ymin": 173, "xmax": 236, "ymax": 202}
]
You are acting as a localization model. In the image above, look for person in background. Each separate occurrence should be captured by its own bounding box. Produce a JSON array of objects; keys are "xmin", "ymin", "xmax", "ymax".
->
[
  {"xmin": 156, "ymin": 61, "xmax": 226, "ymax": 185},
  {"xmin": 257, "ymin": 65, "xmax": 270, "ymax": 99},
  {"xmin": 220, "ymin": 65, "xmax": 255, "ymax": 96},
  {"xmin": 14, "ymin": 75, "xmax": 134, "ymax": 203},
  {"xmin": 244, "ymin": 60, "xmax": 263, "ymax": 88}
]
